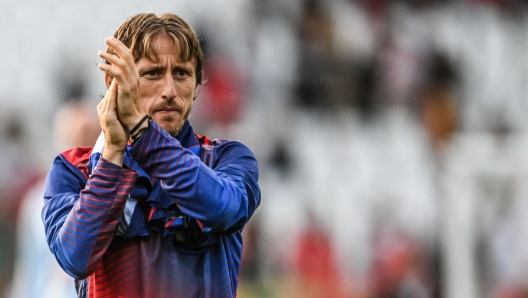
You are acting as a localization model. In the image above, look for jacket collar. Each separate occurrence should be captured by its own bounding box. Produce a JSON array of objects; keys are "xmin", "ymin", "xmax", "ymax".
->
[
  {"xmin": 122, "ymin": 120, "xmax": 200, "ymax": 187},
  {"xmin": 176, "ymin": 120, "xmax": 199, "ymax": 149}
]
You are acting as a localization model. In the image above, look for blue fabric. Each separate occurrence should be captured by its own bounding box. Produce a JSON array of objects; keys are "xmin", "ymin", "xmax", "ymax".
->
[{"xmin": 43, "ymin": 120, "xmax": 261, "ymax": 297}]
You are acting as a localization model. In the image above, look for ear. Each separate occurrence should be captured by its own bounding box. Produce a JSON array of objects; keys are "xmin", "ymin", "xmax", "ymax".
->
[
  {"xmin": 193, "ymin": 85, "xmax": 199, "ymax": 101},
  {"xmin": 104, "ymin": 72, "xmax": 113, "ymax": 88}
]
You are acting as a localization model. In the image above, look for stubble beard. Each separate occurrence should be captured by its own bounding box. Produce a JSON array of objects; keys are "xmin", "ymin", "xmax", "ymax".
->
[{"xmin": 158, "ymin": 107, "xmax": 192, "ymax": 138}]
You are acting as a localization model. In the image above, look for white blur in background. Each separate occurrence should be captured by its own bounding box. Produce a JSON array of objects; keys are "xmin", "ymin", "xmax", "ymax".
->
[{"xmin": 1, "ymin": 0, "xmax": 528, "ymax": 297}]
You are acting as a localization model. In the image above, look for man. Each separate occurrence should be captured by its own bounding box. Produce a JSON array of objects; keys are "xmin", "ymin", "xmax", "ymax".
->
[{"xmin": 43, "ymin": 13, "xmax": 261, "ymax": 298}]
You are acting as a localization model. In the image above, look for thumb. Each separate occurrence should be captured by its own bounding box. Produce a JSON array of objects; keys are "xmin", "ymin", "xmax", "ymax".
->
[{"xmin": 109, "ymin": 79, "xmax": 118, "ymax": 107}]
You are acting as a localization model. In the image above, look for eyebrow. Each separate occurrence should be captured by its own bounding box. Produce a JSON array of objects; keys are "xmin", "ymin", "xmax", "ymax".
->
[
  {"xmin": 138, "ymin": 62, "xmax": 194, "ymax": 75},
  {"xmin": 173, "ymin": 64, "xmax": 194, "ymax": 72}
]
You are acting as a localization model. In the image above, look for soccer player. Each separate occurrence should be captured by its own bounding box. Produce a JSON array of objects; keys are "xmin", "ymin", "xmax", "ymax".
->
[{"xmin": 42, "ymin": 12, "xmax": 261, "ymax": 298}]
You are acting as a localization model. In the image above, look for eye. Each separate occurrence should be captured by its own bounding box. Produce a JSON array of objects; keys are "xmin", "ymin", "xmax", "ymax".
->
[
  {"xmin": 174, "ymin": 70, "xmax": 188, "ymax": 78},
  {"xmin": 145, "ymin": 70, "xmax": 159, "ymax": 77},
  {"xmin": 173, "ymin": 67, "xmax": 192, "ymax": 79},
  {"xmin": 140, "ymin": 69, "xmax": 161, "ymax": 79},
  {"xmin": 176, "ymin": 70, "xmax": 187, "ymax": 77}
]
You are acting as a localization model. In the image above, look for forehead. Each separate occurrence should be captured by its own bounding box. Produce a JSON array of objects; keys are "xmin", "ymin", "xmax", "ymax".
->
[
  {"xmin": 141, "ymin": 34, "xmax": 194, "ymax": 66},
  {"xmin": 152, "ymin": 35, "xmax": 177, "ymax": 55}
]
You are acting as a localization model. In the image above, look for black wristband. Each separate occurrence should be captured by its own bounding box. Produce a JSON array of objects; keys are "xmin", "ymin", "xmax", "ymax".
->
[
  {"xmin": 131, "ymin": 117, "xmax": 151, "ymax": 141},
  {"xmin": 131, "ymin": 126, "xmax": 150, "ymax": 142},
  {"xmin": 129, "ymin": 115, "xmax": 150, "ymax": 136}
]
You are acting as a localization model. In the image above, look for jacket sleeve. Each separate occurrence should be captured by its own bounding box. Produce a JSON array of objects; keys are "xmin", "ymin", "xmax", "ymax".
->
[
  {"xmin": 42, "ymin": 153, "xmax": 138, "ymax": 279},
  {"xmin": 129, "ymin": 122, "xmax": 261, "ymax": 234}
]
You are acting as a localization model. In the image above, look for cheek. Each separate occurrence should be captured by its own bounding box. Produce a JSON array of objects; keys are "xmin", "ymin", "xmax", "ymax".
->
[
  {"xmin": 138, "ymin": 91, "xmax": 155, "ymax": 113},
  {"xmin": 179, "ymin": 81, "xmax": 196, "ymax": 102},
  {"xmin": 138, "ymin": 82, "xmax": 157, "ymax": 111}
]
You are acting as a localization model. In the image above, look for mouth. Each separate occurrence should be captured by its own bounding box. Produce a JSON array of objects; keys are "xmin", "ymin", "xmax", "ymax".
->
[{"xmin": 154, "ymin": 107, "xmax": 181, "ymax": 115}]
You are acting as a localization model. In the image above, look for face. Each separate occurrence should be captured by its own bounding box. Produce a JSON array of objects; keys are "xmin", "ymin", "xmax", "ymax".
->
[{"xmin": 135, "ymin": 34, "xmax": 197, "ymax": 137}]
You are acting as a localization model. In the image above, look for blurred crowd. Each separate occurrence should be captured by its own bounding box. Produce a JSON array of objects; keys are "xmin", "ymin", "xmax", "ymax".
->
[{"xmin": 2, "ymin": 0, "xmax": 528, "ymax": 297}]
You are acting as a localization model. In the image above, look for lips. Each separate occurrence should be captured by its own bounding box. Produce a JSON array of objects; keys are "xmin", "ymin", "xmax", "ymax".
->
[{"xmin": 154, "ymin": 106, "xmax": 181, "ymax": 113}]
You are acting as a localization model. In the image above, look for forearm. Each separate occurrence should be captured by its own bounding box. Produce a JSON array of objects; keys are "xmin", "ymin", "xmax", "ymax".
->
[
  {"xmin": 129, "ymin": 122, "xmax": 259, "ymax": 233},
  {"xmin": 43, "ymin": 158, "xmax": 137, "ymax": 278}
]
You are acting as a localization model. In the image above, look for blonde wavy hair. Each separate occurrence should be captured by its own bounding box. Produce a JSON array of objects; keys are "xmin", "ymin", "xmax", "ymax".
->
[{"xmin": 105, "ymin": 12, "xmax": 204, "ymax": 86}]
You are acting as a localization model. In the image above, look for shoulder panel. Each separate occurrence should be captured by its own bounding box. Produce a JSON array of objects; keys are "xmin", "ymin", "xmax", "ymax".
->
[{"xmin": 60, "ymin": 147, "xmax": 93, "ymax": 180}]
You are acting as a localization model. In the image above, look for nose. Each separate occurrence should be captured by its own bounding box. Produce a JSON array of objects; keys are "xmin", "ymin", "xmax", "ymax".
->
[{"xmin": 161, "ymin": 72, "xmax": 177, "ymax": 101}]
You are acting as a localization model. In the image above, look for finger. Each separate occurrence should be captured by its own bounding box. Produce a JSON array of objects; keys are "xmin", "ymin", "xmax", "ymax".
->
[
  {"xmin": 97, "ymin": 58, "xmax": 125, "ymax": 84},
  {"xmin": 98, "ymin": 80, "xmax": 116, "ymax": 113},
  {"xmin": 105, "ymin": 37, "xmax": 135, "ymax": 66},
  {"xmin": 99, "ymin": 51, "xmax": 127, "ymax": 72},
  {"xmin": 98, "ymin": 84, "xmax": 110, "ymax": 111},
  {"xmin": 97, "ymin": 99, "xmax": 104, "ymax": 113},
  {"xmin": 103, "ymin": 37, "xmax": 137, "ymax": 78},
  {"xmin": 98, "ymin": 52, "xmax": 137, "ymax": 93},
  {"xmin": 106, "ymin": 80, "xmax": 118, "ymax": 110}
]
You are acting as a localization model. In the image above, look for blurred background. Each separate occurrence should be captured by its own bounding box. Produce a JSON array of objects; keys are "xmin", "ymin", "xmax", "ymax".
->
[{"xmin": 1, "ymin": 0, "xmax": 528, "ymax": 297}]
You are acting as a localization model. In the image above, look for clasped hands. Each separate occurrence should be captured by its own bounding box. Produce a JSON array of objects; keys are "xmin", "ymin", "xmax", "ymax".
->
[{"xmin": 97, "ymin": 37, "xmax": 147, "ymax": 165}]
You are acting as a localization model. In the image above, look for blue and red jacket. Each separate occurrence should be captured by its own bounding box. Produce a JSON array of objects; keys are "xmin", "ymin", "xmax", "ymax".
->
[{"xmin": 42, "ymin": 120, "xmax": 261, "ymax": 298}]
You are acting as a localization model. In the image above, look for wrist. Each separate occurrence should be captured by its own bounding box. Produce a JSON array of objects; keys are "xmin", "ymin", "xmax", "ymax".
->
[
  {"xmin": 129, "ymin": 115, "xmax": 151, "ymax": 142},
  {"xmin": 124, "ymin": 114, "xmax": 147, "ymax": 132},
  {"xmin": 102, "ymin": 145, "xmax": 125, "ymax": 166}
]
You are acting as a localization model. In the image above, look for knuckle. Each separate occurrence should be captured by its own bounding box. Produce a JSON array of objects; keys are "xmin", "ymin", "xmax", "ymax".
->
[{"xmin": 115, "ymin": 58, "xmax": 126, "ymax": 68}]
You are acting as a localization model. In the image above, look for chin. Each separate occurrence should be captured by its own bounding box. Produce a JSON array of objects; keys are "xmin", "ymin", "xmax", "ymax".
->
[
  {"xmin": 158, "ymin": 121, "xmax": 185, "ymax": 137},
  {"xmin": 151, "ymin": 110, "xmax": 190, "ymax": 137}
]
